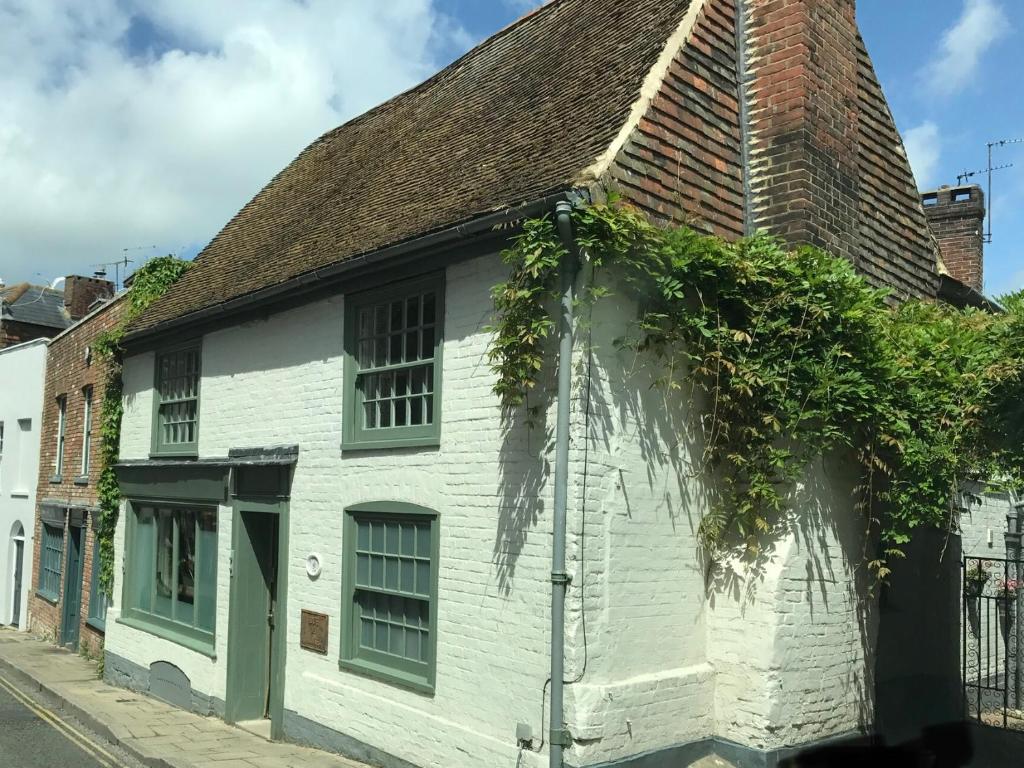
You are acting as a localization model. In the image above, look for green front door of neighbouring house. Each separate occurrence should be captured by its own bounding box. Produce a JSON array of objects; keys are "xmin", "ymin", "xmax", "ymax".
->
[
  {"xmin": 61, "ymin": 525, "xmax": 83, "ymax": 649},
  {"xmin": 225, "ymin": 509, "xmax": 278, "ymax": 723}
]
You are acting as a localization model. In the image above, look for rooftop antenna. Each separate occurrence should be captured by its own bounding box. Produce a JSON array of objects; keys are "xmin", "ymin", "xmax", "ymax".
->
[
  {"xmin": 92, "ymin": 247, "xmax": 150, "ymax": 291},
  {"xmin": 985, "ymin": 138, "xmax": 1024, "ymax": 244},
  {"xmin": 957, "ymin": 163, "xmax": 1012, "ymax": 186}
]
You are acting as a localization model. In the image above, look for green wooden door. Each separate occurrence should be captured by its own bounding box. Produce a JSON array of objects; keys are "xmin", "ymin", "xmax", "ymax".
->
[
  {"xmin": 225, "ymin": 510, "xmax": 277, "ymax": 723},
  {"xmin": 61, "ymin": 526, "xmax": 83, "ymax": 649}
]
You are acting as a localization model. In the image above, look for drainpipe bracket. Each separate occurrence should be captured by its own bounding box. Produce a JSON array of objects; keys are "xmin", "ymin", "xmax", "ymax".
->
[
  {"xmin": 550, "ymin": 728, "xmax": 573, "ymax": 748},
  {"xmin": 551, "ymin": 571, "xmax": 572, "ymax": 586}
]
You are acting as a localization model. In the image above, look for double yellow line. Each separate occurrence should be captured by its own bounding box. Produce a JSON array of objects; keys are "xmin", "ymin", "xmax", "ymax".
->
[{"xmin": 0, "ymin": 671, "xmax": 124, "ymax": 768}]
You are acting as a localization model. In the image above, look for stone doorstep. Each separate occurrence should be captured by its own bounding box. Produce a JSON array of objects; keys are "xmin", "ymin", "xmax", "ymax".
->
[{"xmin": 0, "ymin": 633, "xmax": 367, "ymax": 768}]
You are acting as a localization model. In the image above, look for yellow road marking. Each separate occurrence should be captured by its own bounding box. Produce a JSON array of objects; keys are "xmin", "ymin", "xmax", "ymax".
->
[{"xmin": 0, "ymin": 672, "xmax": 123, "ymax": 768}]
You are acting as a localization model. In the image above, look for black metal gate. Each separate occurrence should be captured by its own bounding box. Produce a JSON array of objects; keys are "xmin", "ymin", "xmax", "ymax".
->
[{"xmin": 963, "ymin": 555, "xmax": 1024, "ymax": 730}]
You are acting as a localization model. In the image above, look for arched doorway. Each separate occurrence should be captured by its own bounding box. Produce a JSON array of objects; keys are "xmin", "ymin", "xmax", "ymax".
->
[{"xmin": 9, "ymin": 522, "xmax": 25, "ymax": 628}]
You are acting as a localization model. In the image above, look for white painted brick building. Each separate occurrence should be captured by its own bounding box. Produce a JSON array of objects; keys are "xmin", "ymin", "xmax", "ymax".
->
[
  {"xmin": 106, "ymin": 248, "xmax": 872, "ymax": 768},
  {"xmin": 0, "ymin": 339, "xmax": 47, "ymax": 631},
  {"xmin": 102, "ymin": 0, "xmax": 954, "ymax": 766}
]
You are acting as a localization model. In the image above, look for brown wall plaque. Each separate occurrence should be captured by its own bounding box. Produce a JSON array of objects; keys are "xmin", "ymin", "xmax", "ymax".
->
[{"xmin": 300, "ymin": 610, "xmax": 329, "ymax": 654}]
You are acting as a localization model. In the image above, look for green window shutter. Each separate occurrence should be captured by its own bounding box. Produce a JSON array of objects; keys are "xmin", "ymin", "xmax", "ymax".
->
[
  {"xmin": 340, "ymin": 502, "xmax": 439, "ymax": 693},
  {"xmin": 81, "ymin": 386, "xmax": 93, "ymax": 476},
  {"xmin": 151, "ymin": 343, "xmax": 201, "ymax": 457},
  {"xmin": 55, "ymin": 396, "xmax": 66, "ymax": 476},
  {"xmin": 122, "ymin": 502, "xmax": 217, "ymax": 650},
  {"xmin": 343, "ymin": 274, "xmax": 444, "ymax": 451},
  {"xmin": 38, "ymin": 523, "xmax": 64, "ymax": 601},
  {"xmin": 87, "ymin": 534, "xmax": 108, "ymax": 630}
]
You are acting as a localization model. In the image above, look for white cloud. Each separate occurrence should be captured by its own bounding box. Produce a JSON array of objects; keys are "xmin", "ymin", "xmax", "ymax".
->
[
  {"xmin": 0, "ymin": 0, "xmax": 470, "ymax": 286},
  {"xmin": 902, "ymin": 121, "xmax": 942, "ymax": 188},
  {"xmin": 921, "ymin": 0, "xmax": 1009, "ymax": 97}
]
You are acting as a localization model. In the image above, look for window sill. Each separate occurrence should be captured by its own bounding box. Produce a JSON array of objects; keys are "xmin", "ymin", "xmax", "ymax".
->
[
  {"xmin": 339, "ymin": 657, "xmax": 434, "ymax": 696},
  {"xmin": 74, "ymin": 476, "xmax": 89, "ymax": 487},
  {"xmin": 49, "ymin": 475, "xmax": 63, "ymax": 484},
  {"xmin": 341, "ymin": 435, "xmax": 441, "ymax": 453},
  {"xmin": 148, "ymin": 450, "xmax": 199, "ymax": 460},
  {"xmin": 9, "ymin": 490, "xmax": 29, "ymax": 499},
  {"xmin": 36, "ymin": 590, "xmax": 59, "ymax": 606},
  {"xmin": 117, "ymin": 615, "xmax": 216, "ymax": 659},
  {"xmin": 85, "ymin": 618, "xmax": 106, "ymax": 634}
]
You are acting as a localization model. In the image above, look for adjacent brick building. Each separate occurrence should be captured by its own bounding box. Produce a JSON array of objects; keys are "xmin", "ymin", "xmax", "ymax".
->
[
  {"xmin": 29, "ymin": 291, "xmax": 126, "ymax": 658},
  {"xmin": 1, "ymin": 276, "xmax": 114, "ymax": 349}
]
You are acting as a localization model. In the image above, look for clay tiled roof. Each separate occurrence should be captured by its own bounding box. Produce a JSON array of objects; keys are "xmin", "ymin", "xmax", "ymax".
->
[{"xmin": 134, "ymin": 0, "xmax": 693, "ymax": 333}]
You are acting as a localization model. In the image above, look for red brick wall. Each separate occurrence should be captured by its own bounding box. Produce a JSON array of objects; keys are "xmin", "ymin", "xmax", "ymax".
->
[
  {"xmin": 745, "ymin": 0, "xmax": 861, "ymax": 263},
  {"xmin": 923, "ymin": 185, "xmax": 985, "ymax": 292},
  {"xmin": 0, "ymin": 320, "xmax": 61, "ymax": 349},
  {"xmin": 28, "ymin": 295, "xmax": 126, "ymax": 652},
  {"xmin": 606, "ymin": 0, "xmax": 745, "ymax": 240},
  {"xmin": 604, "ymin": 0, "xmax": 940, "ymax": 301}
]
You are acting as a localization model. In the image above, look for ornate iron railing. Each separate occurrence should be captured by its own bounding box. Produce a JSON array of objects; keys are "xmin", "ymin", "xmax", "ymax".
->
[{"xmin": 963, "ymin": 555, "xmax": 1024, "ymax": 730}]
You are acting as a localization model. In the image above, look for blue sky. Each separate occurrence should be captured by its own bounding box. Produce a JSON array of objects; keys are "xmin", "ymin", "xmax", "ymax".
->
[{"xmin": 1, "ymin": 0, "xmax": 1020, "ymax": 297}]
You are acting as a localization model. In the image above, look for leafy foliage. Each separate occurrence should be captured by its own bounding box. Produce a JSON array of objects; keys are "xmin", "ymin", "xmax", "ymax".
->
[
  {"xmin": 488, "ymin": 200, "xmax": 1024, "ymax": 570},
  {"xmin": 94, "ymin": 256, "xmax": 191, "ymax": 594}
]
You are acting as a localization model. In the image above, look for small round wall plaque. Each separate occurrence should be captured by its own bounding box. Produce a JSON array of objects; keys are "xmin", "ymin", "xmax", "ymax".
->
[{"xmin": 306, "ymin": 553, "xmax": 322, "ymax": 579}]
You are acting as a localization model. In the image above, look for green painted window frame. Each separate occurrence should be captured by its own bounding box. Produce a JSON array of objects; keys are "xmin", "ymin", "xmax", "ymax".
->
[
  {"xmin": 121, "ymin": 500, "xmax": 218, "ymax": 653},
  {"xmin": 86, "ymin": 534, "xmax": 107, "ymax": 631},
  {"xmin": 340, "ymin": 502, "xmax": 440, "ymax": 695},
  {"xmin": 80, "ymin": 386, "xmax": 93, "ymax": 477},
  {"xmin": 38, "ymin": 523, "xmax": 64, "ymax": 601},
  {"xmin": 151, "ymin": 342, "xmax": 202, "ymax": 458},
  {"xmin": 342, "ymin": 274, "xmax": 444, "ymax": 451}
]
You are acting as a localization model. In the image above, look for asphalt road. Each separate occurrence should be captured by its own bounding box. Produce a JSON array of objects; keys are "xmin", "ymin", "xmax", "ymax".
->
[{"xmin": 0, "ymin": 671, "xmax": 139, "ymax": 768}]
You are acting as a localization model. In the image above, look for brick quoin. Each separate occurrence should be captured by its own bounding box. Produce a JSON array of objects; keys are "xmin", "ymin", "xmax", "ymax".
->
[{"xmin": 29, "ymin": 294, "xmax": 126, "ymax": 657}]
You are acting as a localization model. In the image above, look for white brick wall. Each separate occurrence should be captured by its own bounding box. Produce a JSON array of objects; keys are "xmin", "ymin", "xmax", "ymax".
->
[
  {"xmin": 0, "ymin": 340, "xmax": 47, "ymax": 630},
  {"xmin": 107, "ymin": 252, "xmax": 880, "ymax": 767},
  {"xmin": 707, "ymin": 458, "xmax": 874, "ymax": 750},
  {"xmin": 109, "ymin": 255, "xmax": 558, "ymax": 767}
]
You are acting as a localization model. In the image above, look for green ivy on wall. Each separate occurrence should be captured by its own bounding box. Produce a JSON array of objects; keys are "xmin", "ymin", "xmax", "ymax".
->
[
  {"xmin": 93, "ymin": 256, "xmax": 192, "ymax": 595},
  {"xmin": 487, "ymin": 199, "xmax": 1024, "ymax": 575}
]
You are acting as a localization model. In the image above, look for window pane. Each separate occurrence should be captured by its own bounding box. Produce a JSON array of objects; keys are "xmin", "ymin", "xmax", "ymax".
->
[
  {"xmin": 422, "ymin": 326, "xmax": 435, "ymax": 358},
  {"xmin": 422, "ymin": 292, "xmax": 436, "ymax": 325},
  {"xmin": 154, "ymin": 510, "xmax": 174, "ymax": 619},
  {"xmin": 133, "ymin": 508, "xmax": 155, "ymax": 612},
  {"xmin": 196, "ymin": 510, "xmax": 217, "ymax": 632},
  {"xmin": 130, "ymin": 505, "xmax": 216, "ymax": 635},
  {"xmin": 156, "ymin": 347, "xmax": 200, "ymax": 448},
  {"xmin": 416, "ymin": 523, "xmax": 431, "ymax": 558},
  {"xmin": 406, "ymin": 296, "xmax": 419, "ymax": 328},
  {"xmin": 348, "ymin": 280, "xmax": 442, "ymax": 439},
  {"xmin": 346, "ymin": 510, "xmax": 435, "ymax": 675},
  {"xmin": 175, "ymin": 509, "xmax": 196, "ymax": 625}
]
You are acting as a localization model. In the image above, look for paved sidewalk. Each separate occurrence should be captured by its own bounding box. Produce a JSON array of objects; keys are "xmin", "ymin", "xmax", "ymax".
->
[{"xmin": 0, "ymin": 628, "xmax": 368, "ymax": 768}]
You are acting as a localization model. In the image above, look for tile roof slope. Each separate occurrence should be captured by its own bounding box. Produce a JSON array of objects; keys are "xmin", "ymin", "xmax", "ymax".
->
[
  {"xmin": 0, "ymin": 283, "xmax": 70, "ymax": 330},
  {"xmin": 133, "ymin": 0, "xmax": 693, "ymax": 333}
]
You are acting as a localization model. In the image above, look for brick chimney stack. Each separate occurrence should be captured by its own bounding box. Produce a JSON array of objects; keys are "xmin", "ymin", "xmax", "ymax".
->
[
  {"xmin": 921, "ymin": 185, "xmax": 985, "ymax": 292},
  {"xmin": 63, "ymin": 275, "xmax": 115, "ymax": 321},
  {"xmin": 744, "ymin": 0, "xmax": 860, "ymax": 262}
]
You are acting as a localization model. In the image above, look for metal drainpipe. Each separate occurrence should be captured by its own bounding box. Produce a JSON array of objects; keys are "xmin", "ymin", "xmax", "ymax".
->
[{"xmin": 549, "ymin": 201, "xmax": 578, "ymax": 768}]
